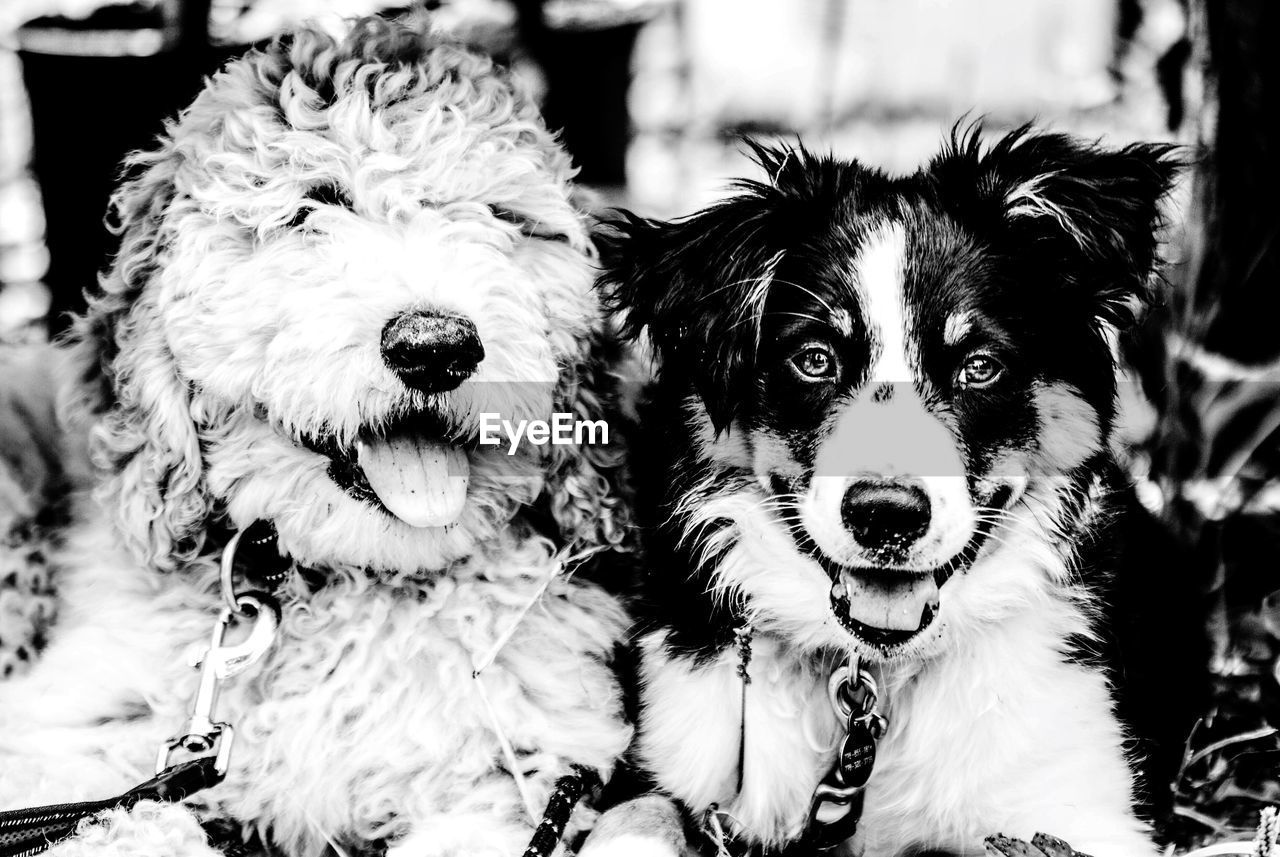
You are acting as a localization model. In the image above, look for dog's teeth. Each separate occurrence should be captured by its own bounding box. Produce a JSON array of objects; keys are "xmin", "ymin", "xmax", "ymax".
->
[{"xmin": 356, "ymin": 434, "xmax": 469, "ymax": 528}]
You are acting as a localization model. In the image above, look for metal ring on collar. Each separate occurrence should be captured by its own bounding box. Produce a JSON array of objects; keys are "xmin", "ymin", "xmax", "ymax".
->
[{"xmin": 828, "ymin": 662, "xmax": 878, "ymax": 720}]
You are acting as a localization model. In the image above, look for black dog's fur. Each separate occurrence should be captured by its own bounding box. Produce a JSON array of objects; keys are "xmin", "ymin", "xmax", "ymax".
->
[
  {"xmin": 601, "ymin": 126, "xmax": 1174, "ymax": 654},
  {"xmin": 594, "ymin": 125, "xmax": 1204, "ymax": 852}
]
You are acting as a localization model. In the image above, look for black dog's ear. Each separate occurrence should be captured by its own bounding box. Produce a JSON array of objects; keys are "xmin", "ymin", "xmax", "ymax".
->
[
  {"xmin": 594, "ymin": 197, "xmax": 785, "ymax": 434},
  {"xmin": 931, "ymin": 124, "xmax": 1182, "ymax": 327}
]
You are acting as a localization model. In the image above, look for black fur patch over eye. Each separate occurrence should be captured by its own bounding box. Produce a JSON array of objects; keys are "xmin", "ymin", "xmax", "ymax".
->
[
  {"xmin": 285, "ymin": 183, "xmax": 353, "ymax": 229},
  {"xmin": 488, "ymin": 205, "xmax": 570, "ymax": 243}
]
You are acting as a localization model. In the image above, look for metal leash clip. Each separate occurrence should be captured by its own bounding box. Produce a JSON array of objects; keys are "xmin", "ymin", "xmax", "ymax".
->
[
  {"xmin": 156, "ymin": 534, "xmax": 282, "ymax": 779},
  {"xmin": 802, "ymin": 660, "xmax": 887, "ymax": 852},
  {"xmin": 0, "ymin": 527, "xmax": 284, "ymax": 857}
]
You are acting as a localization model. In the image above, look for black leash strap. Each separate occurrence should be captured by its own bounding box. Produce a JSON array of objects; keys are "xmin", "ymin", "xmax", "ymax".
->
[
  {"xmin": 522, "ymin": 766, "xmax": 602, "ymax": 857},
  {"xmin": 0, "ymin": 757, "xmax": 222, "ymax": 857}
]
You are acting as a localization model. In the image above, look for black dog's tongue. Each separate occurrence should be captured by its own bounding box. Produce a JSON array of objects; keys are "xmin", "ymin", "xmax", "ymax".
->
[{"xmin": 841, "ymin": 570, "xmax": 939, "ymax": 632}]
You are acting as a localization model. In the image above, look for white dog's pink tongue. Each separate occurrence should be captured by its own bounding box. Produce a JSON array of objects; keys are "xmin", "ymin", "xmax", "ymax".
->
[
  {"xmin": 842, "ymin": 571, "xmax": 939, "ymax": 631},
  {"xmin": 356, "ymin": 435, "xmax": 469, "ymax": 528}
]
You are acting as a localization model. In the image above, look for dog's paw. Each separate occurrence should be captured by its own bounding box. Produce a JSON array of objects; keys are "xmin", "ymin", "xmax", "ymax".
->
[
  {"xmin": 578, "ymin": 795, "xmax": 693, "ymax": 857},
  {"xmin": 985, "ymin": 832, "xmax": 1093, "ymax": 857}
]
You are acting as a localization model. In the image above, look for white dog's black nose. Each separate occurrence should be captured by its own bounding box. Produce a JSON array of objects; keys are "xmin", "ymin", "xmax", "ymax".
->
[
  {"xmin": 381, "ymin": 310, "xmax": 484, "ymax": 393},
  {"xmin": 841, "ymin": 480, "xmax": 931, "ymax": 553}
]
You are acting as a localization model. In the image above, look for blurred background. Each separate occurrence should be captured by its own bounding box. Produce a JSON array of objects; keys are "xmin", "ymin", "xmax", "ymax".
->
[
  {"xmin": 0, "ymin": 0, "xmax": 1276, "ymax": 850},
  {"xmin": 0, "ymin": 0, "xmax": 1187, "ymax": 340}
]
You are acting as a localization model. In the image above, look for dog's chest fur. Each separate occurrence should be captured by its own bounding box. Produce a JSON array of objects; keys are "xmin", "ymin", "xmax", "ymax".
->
[
  {"xmin": 638, "ymin": 547, "xmax": 1152, "ymax": 857},
  {"xmin": 5, "ymin": 509, "xmax": 631, "ymax": 855}
]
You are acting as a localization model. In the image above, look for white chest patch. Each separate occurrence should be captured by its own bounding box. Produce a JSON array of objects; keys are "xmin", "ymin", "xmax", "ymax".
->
[{"xmin": 853, "ymin": 223, "xmax": 912, "ymax": 386}]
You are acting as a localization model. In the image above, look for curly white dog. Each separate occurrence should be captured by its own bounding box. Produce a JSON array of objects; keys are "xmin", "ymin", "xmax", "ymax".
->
[{"xmin": 0, "ymin": 17, "xmax": 634, "ymax": 857}]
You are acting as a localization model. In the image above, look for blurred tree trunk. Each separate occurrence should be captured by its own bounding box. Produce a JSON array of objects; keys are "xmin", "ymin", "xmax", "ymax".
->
[
  {"xmin": 1152, "ymin": 0, "xmax": 1280, "ymax": 844},
  {"xmin": 1180, "ymin": 0, "xmax": 1280, "ymax": 363}
]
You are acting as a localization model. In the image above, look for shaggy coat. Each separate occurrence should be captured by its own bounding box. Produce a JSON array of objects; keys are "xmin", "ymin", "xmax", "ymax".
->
[{"xmin": 0, "ymin": 19, "xmax": 634, "ymax": 857}]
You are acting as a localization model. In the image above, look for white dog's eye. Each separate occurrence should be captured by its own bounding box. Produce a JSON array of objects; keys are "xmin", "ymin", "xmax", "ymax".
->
[
  {"xmin": 286, "ymin": 183, "xmax": 352, "ymax": 229},
  {"xmin": 958, "ymin": 354, "xmax": 1004, "ymax": 388},
  {"xmin": 487, "ymin": 204, "xmax": 570, "ymax": 243},
  {"xmin": 306, "ymin": 183, "xmax": 350, "ymax": 208},
  {"xmin": 790, "ymin": 344, "xmax": 839, "ymax": 381}
]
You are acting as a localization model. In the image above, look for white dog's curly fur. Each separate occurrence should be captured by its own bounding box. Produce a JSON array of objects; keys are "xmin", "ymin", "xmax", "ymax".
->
[{"xmin": 0, "ymin": 17, "xmax": 635, "ymax": 857}]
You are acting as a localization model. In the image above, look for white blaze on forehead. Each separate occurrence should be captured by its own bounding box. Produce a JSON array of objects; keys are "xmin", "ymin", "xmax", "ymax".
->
[{"xmin": 852, "ymin": 223, "xmax": 912, "ymax": 385}]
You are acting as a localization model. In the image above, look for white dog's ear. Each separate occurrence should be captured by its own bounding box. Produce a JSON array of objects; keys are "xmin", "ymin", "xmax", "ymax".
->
[
  {"xmin": 68, "ymin": 146, "xmax": 211, "ymax": 573},
  {"xmin": 539, "ymin": 323, "xmax": 634, "ymax": 555}
]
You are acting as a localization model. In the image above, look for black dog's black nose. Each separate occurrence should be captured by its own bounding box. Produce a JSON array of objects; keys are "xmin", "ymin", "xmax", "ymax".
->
[
  {"xmin": 381, "ymin": 310, "xmax": 484, "ymax": 393},
  {"xmin": 841, "ymin": 481, "xmax": 932, "ymax": 553}
]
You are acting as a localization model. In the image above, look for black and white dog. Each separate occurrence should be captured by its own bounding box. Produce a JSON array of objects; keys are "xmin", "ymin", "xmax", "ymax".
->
[{"xmin": 590, "ymin": 127, "xmax": 1183, "ymax": 857}]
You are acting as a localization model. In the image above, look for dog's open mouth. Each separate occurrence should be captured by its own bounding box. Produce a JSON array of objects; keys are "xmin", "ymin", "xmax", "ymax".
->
[
  {"xmin": 303, "ymin": 414, "xmax": 470, "ymax": 528},
  {"xmin": 786, "ymin": 485, "xmax": 1014, "ymax": 651},
  {"xmin": 829, "ymin": 567, "xmax": 947, "ymax": 647}
]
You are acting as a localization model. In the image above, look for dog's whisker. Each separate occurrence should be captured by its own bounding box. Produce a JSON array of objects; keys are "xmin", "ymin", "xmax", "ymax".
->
[
  {"xmin": 694, "ymin": 276, "xmax": 775, "ymax": 304},
  {"xmin": 764, "ymin": 311, "xmax": 828, "ymax": 327},
  {"xmin": 770, "ymin": 278, "xmax": 838, "ymax": 317},
  {"xmin": 472, "ymin": 672, "xmax": 539, "ymax": 823}
]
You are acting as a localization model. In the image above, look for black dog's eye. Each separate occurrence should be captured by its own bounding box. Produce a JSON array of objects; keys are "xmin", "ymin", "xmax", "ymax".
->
[
  {"xmin": 790, "ymin": 345, "xmax": 839, "ymax": 381},
  {"xmin": 285, "ymin": 183, "xmax": 352, "ymax": 229},
  {"xmin": 958, "ymin": 354, "xmax": 1004, "ymax": 388}
]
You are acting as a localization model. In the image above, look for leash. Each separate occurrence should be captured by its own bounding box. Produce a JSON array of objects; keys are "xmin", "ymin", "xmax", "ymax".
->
[
  {"xmin": 521, "ymin": 766, "xmax": 603, "ymax": 857},
  {"xmin": 701, "ymin": 651, "xmax": 886, "ymax": 857},
  {"xmin": 699, "ymin": 625, "xmax": 756, "ymax": 857},
  {"xmin": 0, "ymin": 522, "xmax": 287, "ymax": 857},
  {"xmin": 504, "ymin": 548, "xmax": 612, "ymax": 857},
  {"xmin": 0, "ymin": 760, "xmax": 224, "ymax": 857},
  {"xmin": 3, "ymin": 520, "xmax": 610, "ymax": 857},
  {"xmin": 797, "ymin": 658, "xmax": 885, "ymax": 853},
  {"xmin": 733, "ymin": 624, "xmax": 754, "ymax": 796}
]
